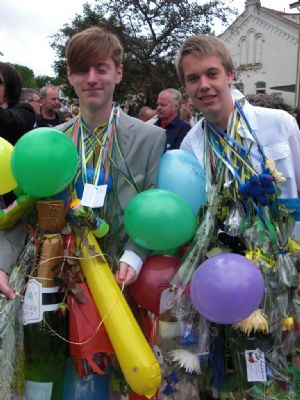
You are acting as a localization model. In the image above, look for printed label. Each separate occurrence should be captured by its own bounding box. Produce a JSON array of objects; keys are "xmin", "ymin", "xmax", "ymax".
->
[
  {"xmin": 23, "ymin": 279, "xmax": 60, "ymax": 325},
  {"xmin": 23, "ymin": 279, "xmax": 43, "ymax": 325},
  {"xmin": 245, "ymin": 349, "xmax": 267, "ymax": 382}
]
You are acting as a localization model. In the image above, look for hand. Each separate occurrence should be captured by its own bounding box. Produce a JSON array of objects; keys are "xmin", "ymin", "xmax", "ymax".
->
[
  {"xmin": 0, "ymin": 269, "xmax": 15, "ymax": 299},
  {"xmin": 115, "ymin": 262, "xmax": 137, "ymax": 286}
]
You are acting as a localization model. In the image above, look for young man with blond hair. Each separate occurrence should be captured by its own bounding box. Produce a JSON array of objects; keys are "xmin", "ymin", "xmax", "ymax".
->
[{"xmin": 175, "ymin": 34, "xmax": 300, "ymax": 397}]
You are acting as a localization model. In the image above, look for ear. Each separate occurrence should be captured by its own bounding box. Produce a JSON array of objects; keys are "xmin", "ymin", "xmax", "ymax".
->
[
  {"xmin": 115, "ymin": 64, "xmax": 123, "ymax": 85},
  {"xmin": 227, "ymin": 69, "xmax": 234, "ymax": 86},
  {"xmin": 67, "ymin": 66, "xmax": 73, "ymax": 86}
]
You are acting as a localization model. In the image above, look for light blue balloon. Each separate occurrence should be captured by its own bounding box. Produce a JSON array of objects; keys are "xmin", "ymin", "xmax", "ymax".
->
[{"xmin": 157, "ymin": 149, "xmax": 206, "ymax": 214}]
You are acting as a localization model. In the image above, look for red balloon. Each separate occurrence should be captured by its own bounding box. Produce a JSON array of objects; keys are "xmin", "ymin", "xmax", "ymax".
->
[{"xmin": 129, "ymin": 255, "xmax": 181, "ymax": 314}]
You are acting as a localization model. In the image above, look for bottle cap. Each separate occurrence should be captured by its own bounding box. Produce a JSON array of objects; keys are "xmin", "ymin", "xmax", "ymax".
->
[
  {"xmin": 70, "ymin": 198, "xmax": 85, "ymax": 217},
  {"xmin": 70, "ymin": 198, "xmax": 81, "ymax": 210},
  {"xmin": 93, "ymin": 220, "xmax": 110, "ymax": 238}
]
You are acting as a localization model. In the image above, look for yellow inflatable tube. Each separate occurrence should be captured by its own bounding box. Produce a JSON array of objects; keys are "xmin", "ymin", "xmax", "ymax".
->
[{"xmin": 78, "ymin": 231, "xmax": 161, "ymax": 398}]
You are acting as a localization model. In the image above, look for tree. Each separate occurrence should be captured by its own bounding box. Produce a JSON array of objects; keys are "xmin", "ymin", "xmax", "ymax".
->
[
  {"xmin": 35, "ymin": 75, "xmax": 65, "ymax": 90},
  {"xmin": 51, "ymin": 0, "xmax": 237, "ymax": 104},
  {"xmin": 13, "ymin": 64, "xmax": 36, "ymax": 88}
]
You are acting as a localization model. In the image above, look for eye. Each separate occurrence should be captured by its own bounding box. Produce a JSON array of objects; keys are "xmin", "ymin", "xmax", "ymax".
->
[
  {"xmin": 95, "ymin": 65, "xmax": 107, "ymax": 73},
  {"xmin": 208, "ymin": 70, "xmax": 218, "ymax": 78},
  {"xmin": 186, "ymin": 75, "xmax": 199, "ymax": 83}
]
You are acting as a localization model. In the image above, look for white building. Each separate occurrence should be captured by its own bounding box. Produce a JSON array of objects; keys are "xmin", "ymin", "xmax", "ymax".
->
[{"xmin": 220, "ymin": 0, "xmax": 300, "ymax": 107}]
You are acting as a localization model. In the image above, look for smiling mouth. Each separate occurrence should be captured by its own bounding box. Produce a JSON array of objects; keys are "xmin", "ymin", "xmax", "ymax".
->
[{"xmin": 200, "ymin": 95, "xmax": 217, "ymax": 101}]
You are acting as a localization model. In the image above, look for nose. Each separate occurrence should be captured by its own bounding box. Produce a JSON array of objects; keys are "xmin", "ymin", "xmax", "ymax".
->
[
  {"xmin": 198, "ymin": 76, "xmax": 210, "ymax": 92},
  {"xmin": 86, "ymin": 67, "xmax": 98, "ymax": 83}
]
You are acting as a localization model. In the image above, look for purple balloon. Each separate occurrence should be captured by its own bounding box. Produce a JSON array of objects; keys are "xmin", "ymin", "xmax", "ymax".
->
[{"xmin": 190, "ymin": 253, "xmax": 264, "ymax": 324}]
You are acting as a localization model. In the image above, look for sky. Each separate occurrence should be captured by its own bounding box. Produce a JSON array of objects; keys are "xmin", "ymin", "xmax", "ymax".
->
[{"xmin": 0, "ymin": 0, "xmax": 298, "ymax": 77}]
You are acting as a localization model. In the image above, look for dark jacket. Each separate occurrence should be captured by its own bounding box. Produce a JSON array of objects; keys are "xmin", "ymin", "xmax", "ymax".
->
[
  {"xmin": 36, "ymin": 111, "xmax": 65, "ymax": 128},
  {"xmin": 0, "ymin": 102, "xmax": 35, "ymax": 145},
  {"xmin": 155, "ymin": 115, "xmax": 191, "ymax": 151},
  {"xmin": 0, "ymin": 102, "xmax": 35, "ymax": 206}
]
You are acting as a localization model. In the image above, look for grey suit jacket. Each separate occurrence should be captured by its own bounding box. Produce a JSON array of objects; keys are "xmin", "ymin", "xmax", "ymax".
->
[{"xmin": 58, "ymin": 109, "xmax": 166, "ymax": 265}]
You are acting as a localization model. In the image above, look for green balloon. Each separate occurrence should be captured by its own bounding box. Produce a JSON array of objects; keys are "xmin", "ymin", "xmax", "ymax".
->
[
  {"xmin": 11, "ymin": 128, "xmax": 78, "ymax": 197},
  {"xmin": 124, "ymin": 189, "xmax": 196, "ymax": 251}
]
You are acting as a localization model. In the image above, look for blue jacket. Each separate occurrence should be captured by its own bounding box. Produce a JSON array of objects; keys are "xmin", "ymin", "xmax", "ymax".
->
[{"xmin": 156, "ymin": 115, "xmax": 191, "ymax": 151}]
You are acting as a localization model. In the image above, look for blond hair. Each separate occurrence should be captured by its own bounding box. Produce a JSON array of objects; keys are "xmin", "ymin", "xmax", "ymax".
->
[{"xmin": 176, "ymin": 35, "xmax": 234, "ymax": 84}]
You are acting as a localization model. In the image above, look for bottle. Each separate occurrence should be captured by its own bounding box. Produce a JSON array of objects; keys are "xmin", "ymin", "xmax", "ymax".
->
[
  {"xmin": 23, "ymin": 234, "xmax": 68, "ymax": 400},
  {"xmin": 70, "ymin": 198, "xmax": 109, "ymax": 238}
]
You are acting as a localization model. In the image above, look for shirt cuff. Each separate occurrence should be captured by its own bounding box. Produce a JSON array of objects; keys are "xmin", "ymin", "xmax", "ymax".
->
[{"xmin": 119, "ymin": 250, "xmax": 143, "ymax": 276}]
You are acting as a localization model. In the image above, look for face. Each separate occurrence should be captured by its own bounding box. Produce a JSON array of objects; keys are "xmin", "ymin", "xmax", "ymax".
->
[
  {"xmin": 181, "ymin": 53, "xmax": 234, "ymax": 128},
  {"xmin": 182, "ymin": 97, "xmax": 193, "ymax": 112},
  {"xmin": 0, "ymin": 73, "xmax": 6, "ymax": 107},
  {"xmin": 29, "ymin": 93, "xmax": 41, "ymax": 115},
  {"xmin": 68, "ymin": 58, "xmax": 123, "ymax": 114},
  {"xmin": 156, "ymin": 91, "xmax": 179, "ymax": 123},
  {"xmin": 42, "ymin": 87, "xmax": 61, "ymax": 113}
]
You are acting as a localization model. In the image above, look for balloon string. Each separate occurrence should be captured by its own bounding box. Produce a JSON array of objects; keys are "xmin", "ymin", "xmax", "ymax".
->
[
  {"xmin": 27, "ymin": 276, "xmax": 125, "ymax": 346},
  {"xmin": 22, "ymin": 249, "xmax": 125, "ymax": 346}
]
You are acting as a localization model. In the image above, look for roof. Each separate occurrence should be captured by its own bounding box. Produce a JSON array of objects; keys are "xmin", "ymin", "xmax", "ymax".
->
[
  {"xmin": 220, "ymin": 4, "xmax": 300, "ymax": 37},
  {"xmin": 261, "ymin": 6, "xmax": 300, "ymax": 29}
]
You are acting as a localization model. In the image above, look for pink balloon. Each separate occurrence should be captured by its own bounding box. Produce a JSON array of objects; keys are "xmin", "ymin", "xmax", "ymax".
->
[{"xmin": 190, "ymin": 253, "xmax": 264, "ymax": 324}]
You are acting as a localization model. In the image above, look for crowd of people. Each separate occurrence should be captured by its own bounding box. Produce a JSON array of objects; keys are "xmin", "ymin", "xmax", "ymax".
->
[{"xmin": 1, "ymin": 25, "xmax": 300, "ymax": 400}]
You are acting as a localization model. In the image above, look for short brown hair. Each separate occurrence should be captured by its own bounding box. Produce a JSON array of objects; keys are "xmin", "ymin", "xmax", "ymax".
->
[
  {"xmin": 66, "ymin": 26, "xmax": 124, "ymax": 73},
  {"xmin": 176, "ymin": 35, "xmax": 234, "ymax": 84}
]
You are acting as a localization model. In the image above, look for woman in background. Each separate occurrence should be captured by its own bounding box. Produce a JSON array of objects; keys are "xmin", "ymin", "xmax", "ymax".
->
[{"xmin": 0, "ymin": 62, "xmax": 35, "ymax": 298}]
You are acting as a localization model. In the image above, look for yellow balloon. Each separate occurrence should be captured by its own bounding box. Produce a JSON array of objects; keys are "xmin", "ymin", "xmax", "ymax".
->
[
  {"xmin": 0, "ymin": 137, "xmax": 17, "ymax": 195},
  {"xmin": 78, "ymin": 231, "xmax": 161, "ymax": 398}
]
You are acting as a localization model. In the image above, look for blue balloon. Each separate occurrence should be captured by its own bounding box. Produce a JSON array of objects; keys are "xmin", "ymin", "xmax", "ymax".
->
[
  {"xmin": 157, "ymin": 150, "xmax": 206, "ymax": 214},
  {"xmin": 63, "ymin": 359, "xmax": 109, "ymax": 400}
]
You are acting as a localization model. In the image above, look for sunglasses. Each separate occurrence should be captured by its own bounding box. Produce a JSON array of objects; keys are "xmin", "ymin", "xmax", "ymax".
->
[{"xmin": 0, "ymin": 78, "xmax": 5, "ymax": 85}]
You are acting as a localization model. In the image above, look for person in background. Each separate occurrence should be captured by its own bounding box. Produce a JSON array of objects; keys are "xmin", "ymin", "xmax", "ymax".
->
[
  {"xmin": 61, "ymin": 109, "xmax": 73, "ymax": 121},
  {"xmin": 71, "ymin": 104, "xmax": 80, "ymax": 117},
  {"xmin": 0, "ymin": 62, "xmax": 35, "ymax": 298},
  {"xmin": 36, "ymin": 85, "xmax": 65, "ymax": 127},
  {"xmin": 0, "ymin": 64, "xmax": 35, "ymax": 144},
  {"xmin": 137, "ymin": 105, "xmax": 156, "ymax": 122},
  {"xmin": 155, "ymin": 88, "xmax": 191, "ymax": 150},
  {"xmin": 181, "ymin": 92, "xmax": 198, "ymax": 126},
  {"xmin": 20, "ymin": 88, "xmax": 41, "ymax": 116}
]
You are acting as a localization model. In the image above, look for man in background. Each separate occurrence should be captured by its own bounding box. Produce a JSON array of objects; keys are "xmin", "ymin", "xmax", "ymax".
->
[
  {"xmin": 138, "ymin": 105, "xmax": 156, "ymax": 122},
  {"xmin": 36, "ymin": 85, "xmax": 64, "ymax": 127},
  {"xmin": 155, "ymin": 88, "xmax": 191, "ymax": 150},
  {"xmin": 20, "ymin": 88, "xmax": 40, "ymax": 116}
]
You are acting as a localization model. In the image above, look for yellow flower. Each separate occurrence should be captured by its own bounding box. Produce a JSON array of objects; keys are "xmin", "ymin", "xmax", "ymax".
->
[
  {"xmin": 265, "ymin": 158, "xmax": 286, "ymax": 184},
  {"xmin": 232, "ymin": 309, "xmax": 269, "ymax": 335}
]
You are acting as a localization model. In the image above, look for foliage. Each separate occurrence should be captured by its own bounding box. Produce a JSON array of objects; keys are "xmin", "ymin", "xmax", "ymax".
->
[
  {"xmin": 50, "ymin": 0, "xmax": 237, "ymax": 104},
  {"xmin": 13, "ymin": 64, "xmax": 36, "ymax": 89},
  {"xmin": 35, "ymin": 75, "xmax": 65, "ymax": 89},
  {"xmin": 246, "ymin": 92, "xmax": 292, "ymax": 112}
]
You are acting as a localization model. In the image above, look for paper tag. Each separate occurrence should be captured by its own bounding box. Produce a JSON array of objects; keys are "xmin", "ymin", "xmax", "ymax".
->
[
  {"xmin": 23, "ymin": 279, "xmax": 43, "ymax": 325},
  {"xmin": 81, "ymin": 183, "xmax": 107, "ymax": 208},
  {"xmin": 245, "ymin": 349, "xmax": 267, "ymax": 382},
  {"xmin": 25, "ymin": 381, "xmax": 53, "ymax": 400}
]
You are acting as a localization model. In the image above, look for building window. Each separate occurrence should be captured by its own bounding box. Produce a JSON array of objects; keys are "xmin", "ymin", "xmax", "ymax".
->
[
  {"xmin": 255, "ymin": 81, "xmax": 266, "ymax": 94},
  {"xmin": 248, "ymin": 29, "xmax": 255, "ymax": 64},
  {"xmin": 255, "ymin": 34, "xmax": 263, "ymax": 64},
  {"xmin": 238, "ymin": 31, "xmax": 264, "ymax": 67},
  {"xmin": 240, "ymin": 37, "xmax": 247, "ymax": 65}
]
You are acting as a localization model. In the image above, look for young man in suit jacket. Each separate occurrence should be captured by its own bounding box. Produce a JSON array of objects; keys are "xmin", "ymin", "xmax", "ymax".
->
[{"xmin": 62, "ymin": 26, "xmax": 165, "ymax": 285}]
